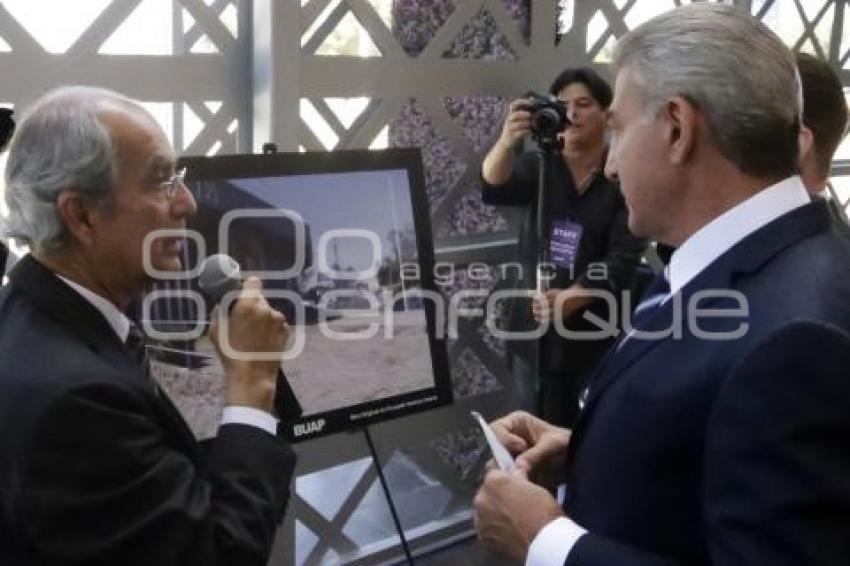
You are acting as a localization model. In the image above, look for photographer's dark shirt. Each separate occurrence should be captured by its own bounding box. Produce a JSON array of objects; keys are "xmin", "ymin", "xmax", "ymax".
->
[{"xmin": 481, "ymin": 151, "xmax": 647, "ymax": 376}]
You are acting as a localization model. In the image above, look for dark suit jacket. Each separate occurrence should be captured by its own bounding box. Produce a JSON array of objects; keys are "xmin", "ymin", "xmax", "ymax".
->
[
  {"xmin": 0, "ymin": 242, "xmax": 7, "ymax": 275},
  {"xmin": 563, "ymin": 200, "xmax": 850, "ymax": 565},
  {"xmin": 826, "ymin": 196, "xmax": 850, "ymax": 239},
  {"xmin": 0, "ymin": 256, "xmax": 296, "ymax": 565}
]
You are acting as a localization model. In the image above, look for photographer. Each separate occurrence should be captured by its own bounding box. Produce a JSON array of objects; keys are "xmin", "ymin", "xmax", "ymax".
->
[{"xmin": 481, "ymin": 67, "xmax": 646, "ymax": 427}]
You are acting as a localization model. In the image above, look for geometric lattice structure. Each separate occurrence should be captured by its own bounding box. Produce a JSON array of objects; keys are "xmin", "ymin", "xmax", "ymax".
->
[
  {"xmin": 0, "ymin": 0, "xmax": 248, "ymax": 156},
  {"xmin": 2, "ymin": 1, "xmax": 850, "ymax": 564}
]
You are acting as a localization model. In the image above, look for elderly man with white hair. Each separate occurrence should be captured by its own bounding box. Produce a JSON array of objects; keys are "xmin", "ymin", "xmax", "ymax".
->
[{"xmin": 0, "ymin": 86, "xmax": 295, "ymax": 565}]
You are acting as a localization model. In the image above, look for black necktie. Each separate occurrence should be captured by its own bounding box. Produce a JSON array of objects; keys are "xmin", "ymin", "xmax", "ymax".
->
[
  {"xmin": 125, "ymin": 322, "xmax": 155, "ymax": 393},
  {"xmin": 125, "ymin": 323, "xmax": 146, "ymax": 366},
  {"xmin": 614, "ymin": 271, "xmax": 671, "ymax": 352}
]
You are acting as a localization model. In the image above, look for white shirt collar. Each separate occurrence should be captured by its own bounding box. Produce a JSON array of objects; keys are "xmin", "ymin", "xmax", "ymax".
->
[
  {"xmin": 668, "ymin": 176, "xmax": 810, "ymax": 296},
  {"xmin": 57, "ymin": 275, "xmax": 131, "ymax": 342}
]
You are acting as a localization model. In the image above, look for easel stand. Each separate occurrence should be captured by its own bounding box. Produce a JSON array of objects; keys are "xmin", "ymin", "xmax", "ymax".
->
[
  {"xmin": 534, "ymin": 139, "xmax": 562, "ymax": 415},
  {"xmin": 362, "ymin": 425, "xmax": 415, "ymax": 565}
]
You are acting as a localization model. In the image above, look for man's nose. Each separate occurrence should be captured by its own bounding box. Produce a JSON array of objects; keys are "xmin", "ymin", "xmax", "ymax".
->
[{"xmin": 172, "ymin": 181, "xmax": 197, "ymax": 216}]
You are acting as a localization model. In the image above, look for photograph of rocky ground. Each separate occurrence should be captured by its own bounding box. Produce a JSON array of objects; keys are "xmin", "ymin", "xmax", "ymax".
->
[{"xmin": 151, "ymin": 309, "xmax": 436, "ymax": 438}]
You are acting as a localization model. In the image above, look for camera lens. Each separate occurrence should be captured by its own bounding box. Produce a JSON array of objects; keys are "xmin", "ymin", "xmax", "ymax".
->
[{"xmin": 532, "ymin": 108, "xmax": 561, "ymax": 137}]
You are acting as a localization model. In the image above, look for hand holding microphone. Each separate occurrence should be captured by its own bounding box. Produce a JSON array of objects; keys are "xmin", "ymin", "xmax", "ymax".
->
[{"xmin": 199, "ymin": 254, "xmax": 302, "ymax": 418}]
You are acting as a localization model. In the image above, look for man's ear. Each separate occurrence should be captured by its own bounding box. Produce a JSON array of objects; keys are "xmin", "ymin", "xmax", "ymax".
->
[
  {"xmin": 799, "ymin": 125, "xmax": 814, "ymax": 160},
  {"xmin": 56, "ymin": 190, "xmax": 97, "ymax": 247},
  {"xmin": 661, "ymin": 96, "xmax": 696, "ymax": 165}
]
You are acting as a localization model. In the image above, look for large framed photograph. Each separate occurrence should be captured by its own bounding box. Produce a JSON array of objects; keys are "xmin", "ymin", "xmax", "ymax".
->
[{"xmin": 143, "ymin": 149, "xmax": 452, "ymax": 442}]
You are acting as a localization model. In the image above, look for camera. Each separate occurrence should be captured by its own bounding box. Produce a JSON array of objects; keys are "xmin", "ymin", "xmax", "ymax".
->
[
  {"xmin": 523, "ymin": 91, "xmax": 569, "ymax": 149},
  {"xmin": 0, "ymin": 108, "xmax": 14, "ymax": 151}
]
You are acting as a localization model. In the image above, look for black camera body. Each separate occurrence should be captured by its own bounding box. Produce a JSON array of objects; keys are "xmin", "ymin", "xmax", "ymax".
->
[
  {"xmin": 0, "ymin": 108, "xmax": 14, "ymax": 151},
  {"xmin": 523, "ymin": 91, "xmax": 569, "ymax": 150}
]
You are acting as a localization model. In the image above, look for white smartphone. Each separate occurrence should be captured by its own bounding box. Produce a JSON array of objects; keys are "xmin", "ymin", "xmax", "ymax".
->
[{"xmin": 471, "ymin": 411, "xmax": 517, "ymax": 472}]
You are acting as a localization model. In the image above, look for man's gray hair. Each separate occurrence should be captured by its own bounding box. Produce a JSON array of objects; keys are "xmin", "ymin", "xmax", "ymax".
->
[
  {"xmin": 2, "ymin": 86, "xmax": 145, "ymax": 255},
  {"xmin": 613, "ymin": 4, "xmax": 800, "ymax": 179}
]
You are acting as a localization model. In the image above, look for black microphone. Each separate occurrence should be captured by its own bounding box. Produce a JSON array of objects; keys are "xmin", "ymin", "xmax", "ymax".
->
[{"xmin": 198, "ymin": 254, "xmax": 303, "ymax": 420}]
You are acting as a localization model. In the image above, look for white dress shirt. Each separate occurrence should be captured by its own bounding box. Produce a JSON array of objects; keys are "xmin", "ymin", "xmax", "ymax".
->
[
  {"xmin": 2, "ymin": 242, "xmax": 18, "ymax": 282},
  {"xmin": 57, "ymin": 275, "xmax": 278, "ymax": 436},
  {"xmin": 667, "ymin": 176, "xmax": 810, "ymax": 296},
  {"xmin": 525, "ymin": 176, "xmax": 811, "ymax": 566}
]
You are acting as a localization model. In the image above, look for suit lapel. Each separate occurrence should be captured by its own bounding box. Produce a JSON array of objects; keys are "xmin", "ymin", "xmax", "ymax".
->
[
  {"xmin": 584, "ymin": 259, "xmax": 737, "ymax": 408},
  {"xmin": 583, "ymin": 295, "xmax": 686, "ymax": 404},
  {"xmin": 150, "ymin": 385, "xmax": 202, "ymax": 456},
  {"xmin": 8, "ymin": 256, "xmax": 201, "ymax": 454},
  {"xmin": 573, "ymin": 200, "xmax": 832, "ymax": 431},
  {"xmin": 8, "ymin": 256, "xmax": 125, "ymax": 356}
]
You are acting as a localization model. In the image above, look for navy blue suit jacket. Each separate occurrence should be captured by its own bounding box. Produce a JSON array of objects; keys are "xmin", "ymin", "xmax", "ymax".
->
[
  {"xmin": 0, "ymin": 242, "xmax": 7, "ymax": 275},
  {"xmin": 0, "ymin": 256, "xmax": 296, "ymax": 565},
  {"xmin": 564, "ymin": 200, "xmax": 850, "ymax": 565}
]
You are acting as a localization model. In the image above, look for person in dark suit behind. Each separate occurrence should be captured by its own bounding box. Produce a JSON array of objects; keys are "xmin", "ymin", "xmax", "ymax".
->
[
  {"xmin": 473, "ymin": 5, "xmax": 850, "ymax": 565},
  {"xmin": 796, "ymin": 51, "xmax": 850, "ymax": 231},
  {"xmin": 797, "ymin": 52, "xmax": 849, "ymax": 195},
  {"xmin": 0, "ymin": 86, "xmax": 296, "ymax": 565}
]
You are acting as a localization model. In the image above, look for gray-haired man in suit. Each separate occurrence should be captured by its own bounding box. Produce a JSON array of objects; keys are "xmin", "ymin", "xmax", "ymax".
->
[
  {"xmin": 0, "ymin": 86, "xmax": 295, "ymax": 565},
  {"xmin": 473, "ymin": 6, "xmax": 850, "ymax": 565}
]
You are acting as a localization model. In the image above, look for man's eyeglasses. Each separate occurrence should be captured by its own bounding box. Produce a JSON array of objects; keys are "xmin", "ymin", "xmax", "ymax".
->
[{"xmin": 159, "ymin": 168, "xmax": 187, "ymax": 198}]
